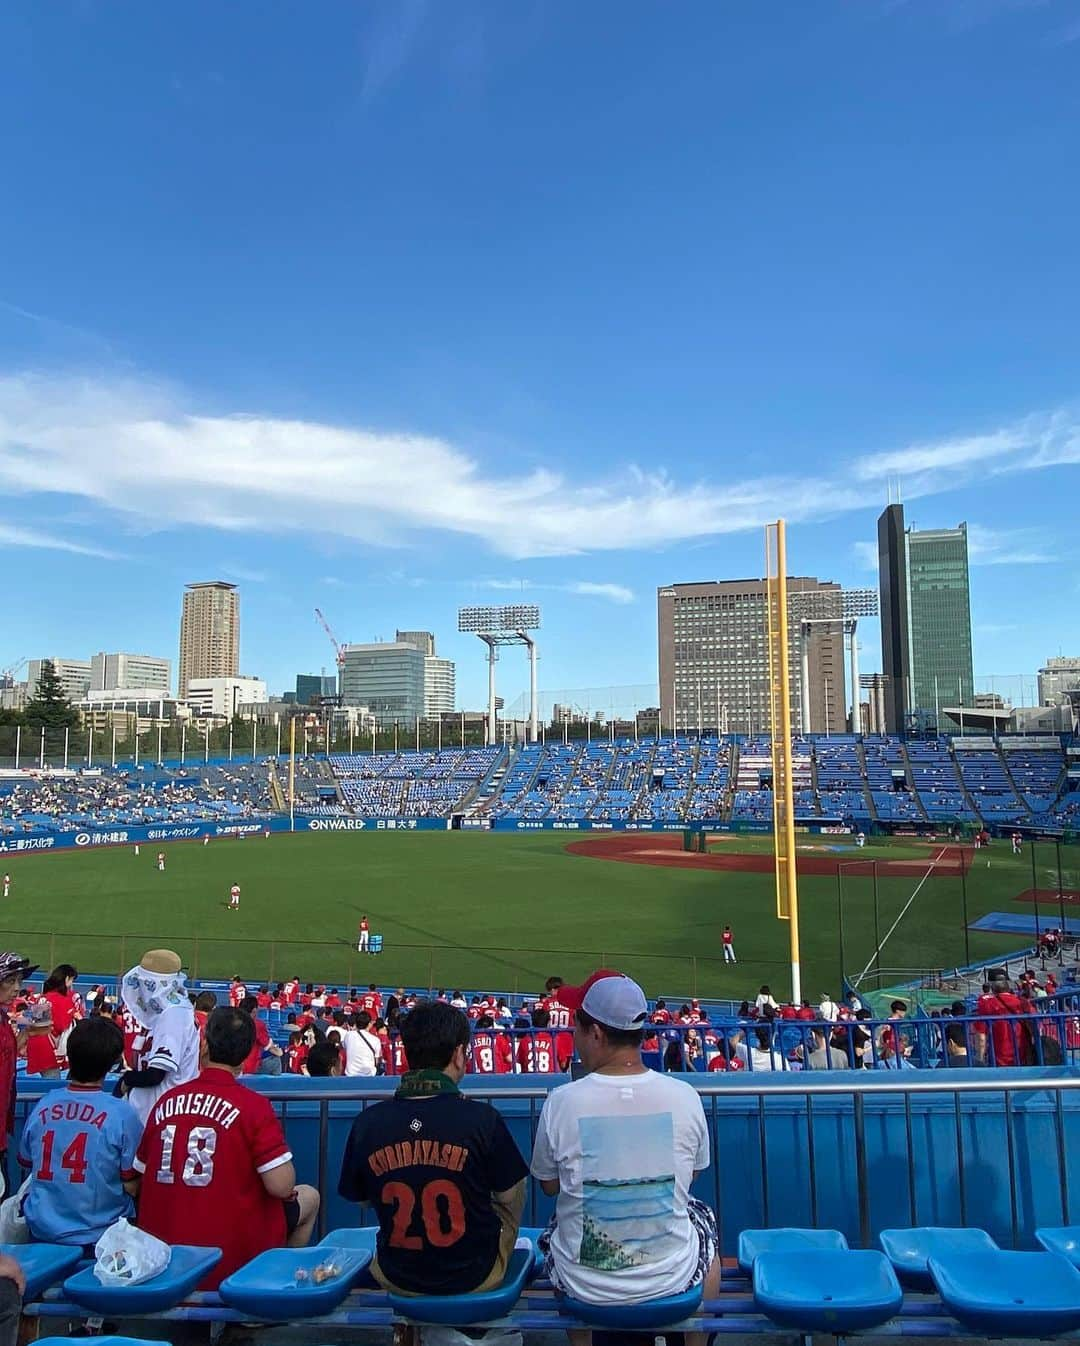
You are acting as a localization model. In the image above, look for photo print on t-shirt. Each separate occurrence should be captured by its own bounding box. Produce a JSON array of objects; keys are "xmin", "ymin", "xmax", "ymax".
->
[{"xmin": 578, "ymin": 1112, "xmax": 677, "ymax": 1271}]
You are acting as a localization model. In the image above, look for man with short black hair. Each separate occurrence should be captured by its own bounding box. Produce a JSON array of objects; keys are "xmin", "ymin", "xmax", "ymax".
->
[
  {"xmin": 18, "ymin": 1017, "xmax": 141, "ymax": 1248},
  {"xmin": 305, "ymin": 1039, "xmax": 343, "ymax": 1077},
  {"xmin": 135, "ymin": 1006, "xmax": 319, "ymax": 1288},
  {"xmin": 531, "ymin": 971, "xmax": 720, "ymax": 1346},
  {"xmin": 343, "ymin": 1010, "xmax": 382, "ymax": 1077},
  {"xmin": 338, "ymin": 1000, "xmax": 528, "ymax": 1296}
]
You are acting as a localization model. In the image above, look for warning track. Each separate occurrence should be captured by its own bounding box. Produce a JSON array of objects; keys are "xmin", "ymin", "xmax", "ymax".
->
[{"xmin": 565, "ymin": 833, "xmax": 971, "ymax": 877}]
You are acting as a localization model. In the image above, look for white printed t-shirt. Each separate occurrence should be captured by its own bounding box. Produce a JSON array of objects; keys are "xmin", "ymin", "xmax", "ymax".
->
[
  {"xmin": 530, "ymin": 1068, "xmax": 709, "ymax": 1303},
  {"xmin": 127, "ymin": 1003, "xmax": 201, "ymax": 1125}
]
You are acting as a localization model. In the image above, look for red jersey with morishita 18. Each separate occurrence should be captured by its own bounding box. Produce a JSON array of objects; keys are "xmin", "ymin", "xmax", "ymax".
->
[
  {"xmin": 470, "ymin": 1031, "xmax": 513, "ymax": 1075},
  {"xmin": 135, "ymin": 1068, "xmax": 293, "ymax": 1288}
]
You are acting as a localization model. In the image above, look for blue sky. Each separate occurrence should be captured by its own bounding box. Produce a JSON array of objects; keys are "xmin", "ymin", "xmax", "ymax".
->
[{"xmin": 1, "ymin": 0, "xmax": 1078, "ymax": 712}]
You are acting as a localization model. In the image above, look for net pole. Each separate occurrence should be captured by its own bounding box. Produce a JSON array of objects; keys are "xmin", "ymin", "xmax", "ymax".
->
[{"xmin": 288, "ymin": 717, "xmax": 296, "ymax": 833}]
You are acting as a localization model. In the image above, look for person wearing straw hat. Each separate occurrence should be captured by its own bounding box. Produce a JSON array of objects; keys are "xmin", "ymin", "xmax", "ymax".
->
[{"xmin": 116, "ymin": 949, "xmax": 200, "ymax": 1125}]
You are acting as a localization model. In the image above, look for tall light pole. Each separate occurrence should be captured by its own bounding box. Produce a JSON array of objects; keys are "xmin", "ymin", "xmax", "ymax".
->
[{"xmin": 458, "ymin": 605, "xmax": 542, "ymax": 744}]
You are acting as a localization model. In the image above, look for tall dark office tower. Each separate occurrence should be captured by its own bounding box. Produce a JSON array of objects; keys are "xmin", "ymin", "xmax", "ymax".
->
[
  {"xmin": 877, "ymin": 504, "xmax": 974, "ymax": 732},
  {"xmin": 877, "ymin": 505, "xmax": 911, "ymax": 733}
]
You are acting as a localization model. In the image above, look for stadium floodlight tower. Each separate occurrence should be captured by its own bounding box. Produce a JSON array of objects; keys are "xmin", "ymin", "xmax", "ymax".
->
[
  {"xmin": 790, "ymin": 588, "xmax": 879, "ymax": 734},
  {"xmin": 458, "ymin": 604, "xmax": 541, "ymax": 745}
]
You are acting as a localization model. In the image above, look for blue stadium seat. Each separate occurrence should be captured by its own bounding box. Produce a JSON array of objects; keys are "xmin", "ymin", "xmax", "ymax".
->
[
  {"xmin": 36, "ymin": 1339, "xmax": 169, "ymax": 1346},
  {"xmin": 62, "ymin": 1245, "xmax": 222, "ymax": 1315},
  {"xmin": 320, "ymin": 1226, "xmax": 377, "ymax": 1251},
  {"xmin": 218, "ymin": 1247, "xmax": 371, "ymax": 1319},
  {"xmin": 0, "ymin": 1242, "xmax": 82, "ymax": 1299},
  {"xmin": 737, "ymin": 1226, "xmax": 848, "ymax": 1275},
  {"xmin": 557, "ymin": 1281, "xmax": 703, "ymax": 1330},
  {"xmin": 1036, "ymin": 1227, "xmax": 1080, "ymax": 1267},
  {"xmin": 929, "ymin": 1250, "xmax": 1080, "ymax": 1337},
  {"xmin": 878, "ymin": 1226, "xmax": 999, "ymax": 1290},
  {"xmin": 753, "ymin": 1249, "xmax": 903, "ymax": 1333},
  {"xmin": 387, "ymin": 1247, "xmax": 534, "ymax": 1326}
]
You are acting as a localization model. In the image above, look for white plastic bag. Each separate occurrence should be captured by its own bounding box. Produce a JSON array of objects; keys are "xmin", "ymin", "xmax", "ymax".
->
[
  {"xmin": 93, "ymin": 1217, "xmax": 171, "ymax": 1286},
  {"xmin": 421, "ymin": 1332, "xmax": 521, "ymax": 1346},
  {"xmin": 0, "ymin": 1177, "xmax": 30, "ymax": 1244}
]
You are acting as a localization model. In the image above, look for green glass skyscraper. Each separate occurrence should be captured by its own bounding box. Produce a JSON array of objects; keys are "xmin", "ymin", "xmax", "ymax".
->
[
  {"xmin": 906, "ymin": 524, "xmax": 974, "ymax": 724},
  {"xmin": 878, "ymin": 505, "xmax": 974, "ymax": 732}
]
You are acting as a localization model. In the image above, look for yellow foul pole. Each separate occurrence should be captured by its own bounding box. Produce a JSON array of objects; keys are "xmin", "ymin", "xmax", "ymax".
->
[{"xmin": 766, "ymin": 519, "xmax": 802, "ymax": 1002}]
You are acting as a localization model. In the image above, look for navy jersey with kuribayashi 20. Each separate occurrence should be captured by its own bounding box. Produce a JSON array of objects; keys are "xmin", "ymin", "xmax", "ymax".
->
[{"xmin": 338, "ymin": 1089, "xmax": 528, "ymax": 1294}]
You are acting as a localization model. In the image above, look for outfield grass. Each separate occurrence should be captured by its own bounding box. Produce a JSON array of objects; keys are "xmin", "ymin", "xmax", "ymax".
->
[{"xmin": 0, "ymin": 832, "xmax": 1072, "ymax": 1001}]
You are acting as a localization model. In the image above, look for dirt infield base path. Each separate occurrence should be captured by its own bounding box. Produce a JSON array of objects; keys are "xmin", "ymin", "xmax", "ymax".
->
[{"xmin": 565, "ymin": 832, "xmax": 971, "ymax": 878}]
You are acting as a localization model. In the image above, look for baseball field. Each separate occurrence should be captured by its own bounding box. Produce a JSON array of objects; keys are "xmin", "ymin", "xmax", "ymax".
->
[{"xmin": 1, "ymin": 830, "xmax": 1073, "ymax": 1002}]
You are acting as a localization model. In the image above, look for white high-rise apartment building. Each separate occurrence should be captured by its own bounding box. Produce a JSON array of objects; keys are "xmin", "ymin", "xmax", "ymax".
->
[
  {"xmin": 179, "ymin": 582, "xmax": 239, "ymax": 697},
  {"xmin": 424, "ymin": 656, "xmax": 456, "ymax": 716}
]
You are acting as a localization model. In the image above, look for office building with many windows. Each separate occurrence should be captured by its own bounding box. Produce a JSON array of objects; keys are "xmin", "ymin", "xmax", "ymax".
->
[
  {"xmin": 340, "ymin": 642, "xmax": 426, "ymax": 726},
  {"xmin": 877, "ymin": 505, "xmax": 974, "ymax": 731},
  {"xmin": 657, "ymin": 577, "xmax": 844, "ymax": 735},
  {"xmin": 27, "ymin": 658, "xmax": 92, "ymax": 702},
  {"xmin": 90, "ymin": 652, "xmax": 172, "ymax": 695}
]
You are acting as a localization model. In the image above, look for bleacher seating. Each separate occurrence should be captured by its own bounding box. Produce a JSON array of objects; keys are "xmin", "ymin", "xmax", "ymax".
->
[{"xmin": 2, "ymin": 733, "xmax": 1075, "ymax": 835}]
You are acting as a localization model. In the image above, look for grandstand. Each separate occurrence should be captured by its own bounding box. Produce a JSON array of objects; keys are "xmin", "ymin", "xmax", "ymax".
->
[{"xmin": 1, "ymin": 733, "xmax": 1076, "ymax": 836}]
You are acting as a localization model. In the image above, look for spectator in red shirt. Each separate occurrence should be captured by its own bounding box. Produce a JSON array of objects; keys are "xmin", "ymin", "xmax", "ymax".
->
[
  {"xmin": 980, "ymin": 972, "xmax": 1034, "ymax": 1066},
  {"xmin": 359, "ymin": 984, "xmax": 382, "ymax": 1017},
  {"xmin": 517, "ymin": 1009, "xmax": 558, "ymax": 1074},
  {"xmin": 255, "ymin": 987, "xmax": 272, "ymax": 1010},
  {"xmin": 26, "ymin": 964, "xmax": 81, "ymax": 1079},
  {"xmin": 650, "ymin": 999, "xmax": 672, "ymax": 1025},
  {"xmin": 135, "ymin": 1006, "xmax": 319, "ymax": 1288},
  {"xmin": 239, "ymin": 996, "xmax": 283, "ymax": 1075},
  {"xmin": 471, "ymin": 1015, "xmax": 514, "ymax": 1074},
  {"xmin": 795, "ymin": 1000, "xmax": 816, "ymax": 1021},
  {"xmin": 0, "ymin": 953, "xmax": 36, "ymax": 1195}
]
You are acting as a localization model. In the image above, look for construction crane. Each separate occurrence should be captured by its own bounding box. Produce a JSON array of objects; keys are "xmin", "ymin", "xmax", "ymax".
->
[
  {"xmin": 314, "ymin": 609, "xmax": 346, "ymax": 674},
  {"xmin": 0, "ymin": 657, "xmax": 27, "ymax": 687}
]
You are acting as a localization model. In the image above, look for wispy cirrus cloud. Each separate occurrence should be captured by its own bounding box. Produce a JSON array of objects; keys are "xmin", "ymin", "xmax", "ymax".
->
[
  {"xmin": 474, "ymin": 578, "xmax": 636, "ymax": 604},
  {"xmin": 0, "ymin": 369, "xmax": 1075, "ymax": 563},
  {"xmin": 852, "ymin": 524, "xmax": 1055, "ymax": 573},
  {"xmin": 0, "ymin": 521, "xmax": 122, "ymax": 560}
]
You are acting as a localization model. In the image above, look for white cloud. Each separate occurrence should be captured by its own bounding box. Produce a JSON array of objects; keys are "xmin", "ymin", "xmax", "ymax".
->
[
  {"xmin": 851, "ymin": 540, "xmax": 879, "ymax": 571},
  {"xmin": 0, "ymin": 521, "xmax": 121, "ymax": 559},
  {"xmin": 475, "ymin": 577, "xmax": 636, "ymax": 604},
  {"xmin": 0, "ymin": 370, "xmax": 1075, "ymax": 563},
  {"xmin": 966, "ymin": 525, "xmax": 1053, "ymax": 566},
  {"xmin": 220, "ymin": 563, "xmax": 269, "ymax": 583},
  {"xmin": 565, "ymin": 581, "xmax": 635, "ymax": 604}
]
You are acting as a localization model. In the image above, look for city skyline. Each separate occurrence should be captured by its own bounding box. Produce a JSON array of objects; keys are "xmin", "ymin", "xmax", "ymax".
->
[{"xmin": 0, "ymin": 1, "xmax": 1077, "ymax": 707}]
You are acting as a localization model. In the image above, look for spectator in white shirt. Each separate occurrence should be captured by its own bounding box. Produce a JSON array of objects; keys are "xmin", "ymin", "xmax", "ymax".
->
[
  {"xmin": 818, "ymin": 994, "xmax": 840, "ymax": 1022},
  {"xmin": 531, "ymin": 971, "xmax": 720, "ymax": 1346},
  {"xmin": 342, "ymin": 1011, "xmax": 382, "ymax": 1077},
  {"xmin": 754, "ymin": 984, "xmax": 779, "ymax": 1013},
  {"xmin": 733, "ymin": 1026, "xmax": 785, "ymax": 1072}
]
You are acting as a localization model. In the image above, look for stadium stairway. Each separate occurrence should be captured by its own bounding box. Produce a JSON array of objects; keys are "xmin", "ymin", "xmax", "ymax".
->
[
  {"xmin": 950, "ymin": 741, "xmax": 988, "ymax": 821},
  {"xmin": 898, "ymin": 741, "xmax": 931, "ymax": 821},
  {"xmin": 999, "ymin": 749, "xmax": 1035, "ymax": 821},
  {"xmin": 853, "ymin": 739, "xmax": 878, "ymax": 821}
]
